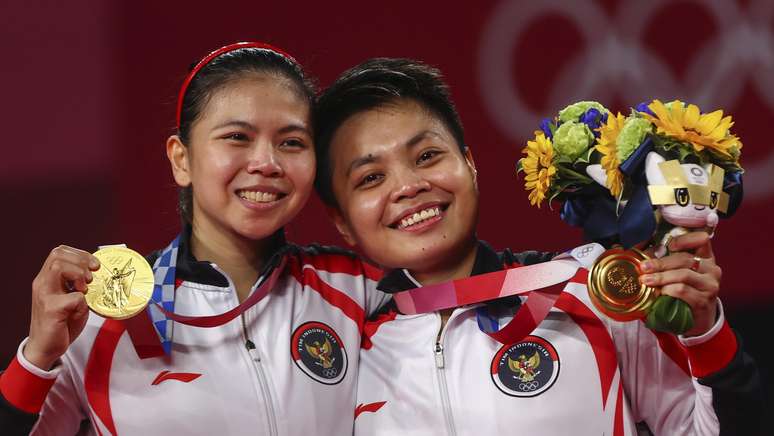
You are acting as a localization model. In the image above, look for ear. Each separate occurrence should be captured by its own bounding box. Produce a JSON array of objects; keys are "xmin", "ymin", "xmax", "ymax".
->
[
  {"xmin": 325, "ymin": 205, "xmax": 356, "ymax": 246},
  {"xmin": 463, "ymin": 147, "xmax": 478, "ymax": 188},
  {"xmin": 644, "ymin": 152, "xmax": 666, "ymax": 185},
  {"xmin": 585, "ymin": 164, "xmax": 608, "ymax": 187},
  {"xmin": 167, "ymin": 135, "xmax": 192, "ymax": 187}
]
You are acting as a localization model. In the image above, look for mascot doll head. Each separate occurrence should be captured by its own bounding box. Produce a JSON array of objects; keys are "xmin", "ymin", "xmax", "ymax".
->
[{"xmin": 644, "ymin": 152, "xmax": 730, "ymax": 256}]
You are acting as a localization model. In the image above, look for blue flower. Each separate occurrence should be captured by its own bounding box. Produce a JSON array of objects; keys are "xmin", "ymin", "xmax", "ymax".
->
[
  {"xmin": 635, "ymin": 102, "xmax": 655, "ymax": 116},
  {"xmin": 580, "ymin": 108, "xmax": 606, "ymax": 137},
  {"xmin": 540, "ymin": 118, "xmax": 554, "ymax": 139}
]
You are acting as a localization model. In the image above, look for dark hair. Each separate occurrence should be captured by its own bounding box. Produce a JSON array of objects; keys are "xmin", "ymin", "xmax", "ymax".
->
[
  {"xmin": 177, "ymin": 47, "xmax": 316, "ymax": 223},
  {"xmin": 314, "ymin": 58, "xmax": 465, "ymax": 207}
]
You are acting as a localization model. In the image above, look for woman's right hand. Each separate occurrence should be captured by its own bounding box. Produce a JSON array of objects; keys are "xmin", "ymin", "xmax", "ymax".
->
[{"xmin": 24, "ymin": 246, "xmax": 100, "ymax": 370}]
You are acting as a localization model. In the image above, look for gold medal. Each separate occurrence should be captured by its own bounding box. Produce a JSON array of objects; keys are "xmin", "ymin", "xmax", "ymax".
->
[
  {"xmin": 587, "ymin": 247, "xmax": 656, "ymax": 322},
  {"xmin": 86, "ymin": 246, "xmax": 154, "ymax": 320}
]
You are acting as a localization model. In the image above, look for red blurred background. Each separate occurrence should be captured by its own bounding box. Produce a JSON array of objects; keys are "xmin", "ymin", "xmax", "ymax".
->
[{"xmin": 2, "ymin": 0, "xmax": 771, "ymax": 395}]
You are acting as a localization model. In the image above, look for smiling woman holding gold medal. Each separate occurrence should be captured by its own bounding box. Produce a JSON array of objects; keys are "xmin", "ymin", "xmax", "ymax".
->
[
  {"xmin": 0, "ymin": 42, "xmax": 388, "ymax": 435},
  {"xmin": 312, "ymin": 59, "xmax": 764, "ymax": 435}
]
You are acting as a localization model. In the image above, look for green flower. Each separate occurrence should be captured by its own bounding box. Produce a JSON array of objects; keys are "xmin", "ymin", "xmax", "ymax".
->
[
  {"xmin": 553, "ymin": 121, "xmax": 594, "ymax": 161},
  {"xmin": 558, "ymin": 101, "xmax": 607, "ymax": 123},
  {"xmin": 616, "ymin": 117, "xmax": 653, "ymax": 162},
  {"xmin": 728, "ymin": 145, "xmax": 741, "ymax": 161}
]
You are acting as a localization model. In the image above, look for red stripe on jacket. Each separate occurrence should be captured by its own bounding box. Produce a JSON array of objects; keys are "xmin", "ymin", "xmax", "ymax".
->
[
  {"xmin": 288, "ymin": 257, "xmax": 366, "ymax": 331},
  {"xmin": 84, "ymin": 319, "xmax": 125, "ymax": 436},
  {"xmin": 555, "ymin": 292, "xmax": 618, "ymax": 410},
  {"xmin": 299, "ymin": 251, "xmax": 383, "ymax": 282}
]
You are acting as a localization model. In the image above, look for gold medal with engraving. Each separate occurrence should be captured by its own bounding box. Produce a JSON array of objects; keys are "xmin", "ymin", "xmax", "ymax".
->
[
  {"xmin": 587, "ymin": 247, "xmax": 656, "ymax": 322},
  {"xmin": 86, "ymin": 246, "xmax": 154, "ymax": 320}
]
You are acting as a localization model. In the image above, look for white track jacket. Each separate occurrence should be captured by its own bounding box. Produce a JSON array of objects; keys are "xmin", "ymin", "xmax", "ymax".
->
[
  {"xmin": 355, "ymin": 241, "xmax": 762, "ymax": 436},
  {"xmin": 1, "ymin": 229, "xmax": 387, "ymax": 436}
]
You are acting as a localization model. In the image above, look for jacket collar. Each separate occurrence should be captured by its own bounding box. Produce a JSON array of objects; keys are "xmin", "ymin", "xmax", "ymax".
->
[{"xmin": 170, "ymin": 224, "xmax": 288, "ymax": 288}]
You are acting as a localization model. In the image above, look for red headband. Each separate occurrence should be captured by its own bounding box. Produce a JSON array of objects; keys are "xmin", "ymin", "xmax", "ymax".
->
[{"xmin": 175, "ymin": 41, "xmax": 297, "ymax": 129}]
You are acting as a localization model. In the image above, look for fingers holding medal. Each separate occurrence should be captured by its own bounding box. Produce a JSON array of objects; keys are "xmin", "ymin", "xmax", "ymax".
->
[
  {"xmin": 27, "ymin": 245, "xmax": 153, "ymax": 370},
  {"xmin": 27, "ymin": 245, "xmax": 102, "ymax": 370},
  {"xmin": 39, "ymin": 245, "xmax": 100, "ymax": 294}
]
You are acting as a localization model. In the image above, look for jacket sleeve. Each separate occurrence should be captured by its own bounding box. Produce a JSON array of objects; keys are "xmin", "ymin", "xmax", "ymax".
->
[
  {"xmin": 0, "ymin": 390, "xmax": 38, "ymax": 436},
  {"xmin": 613, "ymin": 301, "xmax": 764, "ymax": 435},
  {"xmin": 0, "ymin": 339, "xmax": 87, "ymax": 435},
  {"xmin": 295, "ymin": 244, "xmax": 391, "ymax": 318},
  {"xmin": 689, "ymin": 324, "xmax": 765, "ymax": 435}
]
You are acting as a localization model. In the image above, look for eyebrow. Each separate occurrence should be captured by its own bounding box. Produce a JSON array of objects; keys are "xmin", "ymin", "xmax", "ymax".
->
[
  {"xmin": 277, "ymin": 123, "xmax": 312, "ymax": 136},
  {"xmin": 345, "ymin": 130, "xmax": 440, "ymax": 176},
  {"xmin": 211, "ymin": 120, "xmax": 311, "ymax": 136},
  {"xmin": 212, "ymin": 120, "xmax": 257, "ymax": 132}
]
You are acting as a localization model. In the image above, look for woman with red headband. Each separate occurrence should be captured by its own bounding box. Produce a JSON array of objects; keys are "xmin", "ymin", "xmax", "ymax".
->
[{"xmin": 0, "ymin": 42, "xmax": 387, "ymax": 435}]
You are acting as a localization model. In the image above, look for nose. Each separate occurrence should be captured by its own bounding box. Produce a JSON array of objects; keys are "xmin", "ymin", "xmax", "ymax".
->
[
  {"xmin": 390, "ymin": 167, "xmax": 431, "ymax": 202},
  {"xmin": 246, "ymin": 142, "xmax": 284, "ymax": 177}
]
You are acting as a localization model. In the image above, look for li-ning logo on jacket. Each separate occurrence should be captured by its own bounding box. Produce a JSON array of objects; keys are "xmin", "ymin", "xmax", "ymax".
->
[
  {"xmin": 291, "ymin": 321, "xmax": 348, "ymax": 385},
  {"xmin": 491, "ymin": 335, "xmax": 559, "ymax": 397},
  {"xmin": 151, "ymin": 370, "xmax": 202, "ymax": 386}
]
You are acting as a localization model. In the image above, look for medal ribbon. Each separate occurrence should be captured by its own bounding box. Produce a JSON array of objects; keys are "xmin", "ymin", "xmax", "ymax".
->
[
  {"xmin": 392, "ymin": 243, "xmax": 604, "ymax": 344},
  {"xmin": 124, "ymin": 235, "xmax": 287, "ymax": 359},
  {"xmin": 392, "ymin": 259, "xmax": 579, "ymax": 314}
]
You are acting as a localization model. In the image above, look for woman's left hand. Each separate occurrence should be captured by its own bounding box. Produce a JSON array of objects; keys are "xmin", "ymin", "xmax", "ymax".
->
[{"xmin": 639, "ymin": 231, "xmax": 722, "ymax": 337}]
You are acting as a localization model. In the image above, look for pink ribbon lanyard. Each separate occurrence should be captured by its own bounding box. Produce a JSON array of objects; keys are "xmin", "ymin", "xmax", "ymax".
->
[
  {"xmin": 125, "ymin": 257, "xmax": 287, "ymax": 359},
  {"xmin": 156, "ymin": 256, "xmax": 286, "ymax": 327},
  {"xmin": 392, "ymin": 258, "xmax": 580, "ymax": 344},
  {"xmin": 393, "ymin": 259, "xmax": 579, "ymax": 314},
  {"xmin": 485, "ymin": 282, "xmax": 565, "ymax": 344}
]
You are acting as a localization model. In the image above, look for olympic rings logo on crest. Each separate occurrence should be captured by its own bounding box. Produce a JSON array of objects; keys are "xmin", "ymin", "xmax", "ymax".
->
[
  {"xmin": 518, "ymin": 381, "xmax": 540, "ymax": 391},
  {"xmin": 478, "ymin": 0, "xmax": 774, "ymax": 199},
  {"xmin": 491, "ymin": 335, "xmax": 560, "ymax": 398}
]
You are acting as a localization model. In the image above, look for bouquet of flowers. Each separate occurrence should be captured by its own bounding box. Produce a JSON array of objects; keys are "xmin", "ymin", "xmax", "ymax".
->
[
  {"xmin": 517, "ymin": 99, "xmax": 744, "ymax": 333},
  {"xmin": 518, "ymin": 99, "xmax": 743, "ymax": 249}
]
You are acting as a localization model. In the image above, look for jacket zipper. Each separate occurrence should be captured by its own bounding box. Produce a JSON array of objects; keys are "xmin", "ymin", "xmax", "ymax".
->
[
  {"xmin": 434, "ymin": 312, "xmax": 457, "ymax": 436},
  {"xmin": 242, "ymin": 315, "xmax": 279, "ymax": 436},
  {"xmin": 212, "ymin": 263, "xmax": 278, "ymax": 436}
]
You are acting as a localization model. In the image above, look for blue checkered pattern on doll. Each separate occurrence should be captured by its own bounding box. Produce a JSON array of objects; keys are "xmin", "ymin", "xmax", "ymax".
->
[{"xmin": 149, "ymin": 236, "xmax": 180, "ymax": 355}]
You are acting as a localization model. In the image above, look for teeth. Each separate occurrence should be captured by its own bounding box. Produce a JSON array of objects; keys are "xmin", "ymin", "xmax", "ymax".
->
[
  {"xmin": 239, "ymin": 190, "xmax": 279, "ymax": 203},
  {"xmin": 398, "ymin": 207, "xmax": 441, "ymax": 229}
]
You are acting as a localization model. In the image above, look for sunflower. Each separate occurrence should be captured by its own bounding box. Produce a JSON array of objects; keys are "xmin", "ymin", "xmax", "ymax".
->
[
  {"xmin": 643, "ymin": 100, "xmax": 741, "ymax": 159},
  {"xmin": 521, "ymin": 131, "xmax": 557, "ymax": 207},
  {"xmin": 595, "ymin": 112, "xmax": 626, "ymax": 198}
]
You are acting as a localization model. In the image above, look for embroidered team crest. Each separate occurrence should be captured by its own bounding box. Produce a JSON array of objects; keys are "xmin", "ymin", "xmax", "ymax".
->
[
  {"xmin": 491, "ymin": 335, "xmax": 559, "ymax": 397},
  {"xmin": 291, "ymin": 321, "xmax": 347, "ymax": 385}
]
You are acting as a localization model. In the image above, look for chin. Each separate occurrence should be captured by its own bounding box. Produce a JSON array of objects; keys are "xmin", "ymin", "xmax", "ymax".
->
[
  {"xmin": 237, "ymin": 220, "xmax": 285, "ymax": 241},
  {"xmin": 384, "ymin": 239, "xmax": 460, "ymax": 272}
]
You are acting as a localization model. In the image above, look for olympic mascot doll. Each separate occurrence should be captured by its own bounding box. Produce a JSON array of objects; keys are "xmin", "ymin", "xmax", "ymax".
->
[{"xmin": 518, "ymin": 100, "xmax": 744, "ymax": 334}]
